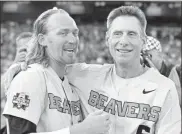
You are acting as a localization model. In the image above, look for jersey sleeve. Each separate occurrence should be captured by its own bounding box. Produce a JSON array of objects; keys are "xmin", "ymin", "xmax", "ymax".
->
[
  {"xmin": 65, "ymin": 63, "xmax": 89, "ymax": 80},
  {"xmin": 3, "ymin": 68, "xmax": 46, "ymax": 125},
  {"xmin": 168, "ymin": 67, "xmax": 181, "ymax": 106},
  {"xmin": 155, "ymin": 83, "xmax": 181, "ymax": 134},
  {"xmin": 65, "ymin": 63, "xmax": 104, "ymax": 84}
]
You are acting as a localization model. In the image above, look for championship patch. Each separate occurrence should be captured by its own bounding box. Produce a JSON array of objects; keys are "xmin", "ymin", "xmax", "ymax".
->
[{"xmin": 12, "ymin": 92, "xmax": 30, "ymax": 110}]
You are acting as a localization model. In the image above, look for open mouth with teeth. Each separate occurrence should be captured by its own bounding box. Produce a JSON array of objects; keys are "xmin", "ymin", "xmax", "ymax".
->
[
  {"xmin": 64, "ymin": 49, "xmax": 74, "ymax": 53},
  {"xmin": 116, "ymin": 49, "xmax": 133, "ymax": 53}
]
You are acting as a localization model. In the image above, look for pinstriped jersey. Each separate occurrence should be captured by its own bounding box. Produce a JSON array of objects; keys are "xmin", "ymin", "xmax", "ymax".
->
[{"xmin": 66, "ymin": 63, "xmax": 181, "ymax": 134}]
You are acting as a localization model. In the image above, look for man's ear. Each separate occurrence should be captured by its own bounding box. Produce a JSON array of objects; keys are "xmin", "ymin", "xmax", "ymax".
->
[
  {"xmin": 38, "ymin": 34, "xmax": 47, "ymax": 47},
  {"xmin": 141, "ymin": 35, "xmax": 147, "ymax": 49},
  {"xmin": 105, "ymin": 31, "xmax": 109, "ymax": 47}
]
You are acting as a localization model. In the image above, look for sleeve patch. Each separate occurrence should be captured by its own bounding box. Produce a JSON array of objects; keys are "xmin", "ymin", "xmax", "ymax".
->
[{"xmin": 12, "ymin": 92, "xmax": 30, "ymax": 110}]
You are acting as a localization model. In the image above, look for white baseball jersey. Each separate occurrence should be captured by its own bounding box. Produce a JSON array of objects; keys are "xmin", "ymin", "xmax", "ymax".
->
[
  {"xmin": 66, "ymin": 63, "xmax": 181, "ymax": 134},
  {"xmin": 3, "ymin": 63, "xmax": 84, "ymax": 133}
]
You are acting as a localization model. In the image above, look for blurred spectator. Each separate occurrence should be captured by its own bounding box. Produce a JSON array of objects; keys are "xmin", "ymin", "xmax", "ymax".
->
[
  {"xmin": 146, "ymin": 3, "xmax": 162, "ymax": 16},
  {"xmin": 142, "ymin": 36, "xmax": 163, "ymax": 70},
  {"xmin": 169, "ymin": 64, "xmax": 181, "ymax": 106},
  {"xmin": 14, "ymin": 32, "xmax": 32, "ymax": 63},
  {"xmin": 143, "ymin": 36, "xmax": 181, "ymax": 106},
  {"xmin": 1, "ymin": 32, "xmax": 32, "ymax": 129},
  {"xmin": 15, "ymin": 32, "xmax": 32, "ymax": 50}
]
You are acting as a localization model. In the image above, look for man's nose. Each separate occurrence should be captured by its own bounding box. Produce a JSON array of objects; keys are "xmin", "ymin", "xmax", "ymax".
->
[
  {"xmin": 118, "ymin": 34, "xmax": 129, "ymax": 46},
  {"xmin": 68, "ymin": 33, "xmax": 77, "ymax": 44}
]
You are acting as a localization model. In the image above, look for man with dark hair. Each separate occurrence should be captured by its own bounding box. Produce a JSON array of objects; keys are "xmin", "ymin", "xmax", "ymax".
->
[{"xmin": 66, "ymin": 6, "xmax": 181, "ymax": 134}]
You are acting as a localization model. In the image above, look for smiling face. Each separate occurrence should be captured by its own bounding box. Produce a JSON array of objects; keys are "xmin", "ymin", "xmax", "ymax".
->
[
  {"xmin": 106, "ymin": 16, "xmax": 145, "ymax": 66},
  {"xmin": 43, "ymin": 13, "xmax": 79, "ymax": 65}
]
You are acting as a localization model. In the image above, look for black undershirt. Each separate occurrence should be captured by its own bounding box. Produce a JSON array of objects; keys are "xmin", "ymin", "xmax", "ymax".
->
[{"xmin": 4, "ymin": 115, "xmax": 36, "ymax": 134}]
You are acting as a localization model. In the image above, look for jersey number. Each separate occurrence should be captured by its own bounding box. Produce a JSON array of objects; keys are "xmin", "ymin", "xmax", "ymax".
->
[{"xmin": 136, "ymin": 125, "xmax": 150, "ymax": 134}]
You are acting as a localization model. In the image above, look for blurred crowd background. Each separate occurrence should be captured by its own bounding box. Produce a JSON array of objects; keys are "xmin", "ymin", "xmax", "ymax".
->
[
  {"xmin": 1, "ymin": 1, "xmax": 181, "ymax": 75},
  {"xmin": 0, "ymin": 1, "xmax": 182, "ymax": 128}
]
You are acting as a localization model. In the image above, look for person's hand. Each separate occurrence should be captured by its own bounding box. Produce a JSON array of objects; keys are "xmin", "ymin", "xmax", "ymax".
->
[
  {"xmin": 83, "ymin": 110, "xmax": 111, "ymax": 134},
  {"xmin": 14, "ymin": 48, "xmax": 27, "ymax": 63},
  {"xmin": 2, "ymin": 62, "xmax": 27, "ymax": 94},
  {"xmin": 144, "ymin": 57, "xmax": 157, "ymax": 70},
  {"xmin": 70, "ymin": 110, "xmax": 111, "ymax": 134},
  {"xmin": 21, "ymin": 62, "xmax": 28, "ymax": 71}
]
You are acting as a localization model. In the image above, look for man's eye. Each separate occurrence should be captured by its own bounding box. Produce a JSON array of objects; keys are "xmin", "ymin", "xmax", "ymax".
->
[
  {"xmin": 113, "ymin": 32, "xmax": 122, "ymax": 36},
  {"xmin": 60, "ymin": 32, "xmax": 67, "ymax": 35},
  {"xmin": 58, "ymin": 32, "xmax": 68, "ymax": 36},
  {"xmin": 128, "ymin": 32, "xmax": 137, "ymax": 36},
  {"xmin": 73, "ymin": 32, "xmax": 79, "ymax": 36}
]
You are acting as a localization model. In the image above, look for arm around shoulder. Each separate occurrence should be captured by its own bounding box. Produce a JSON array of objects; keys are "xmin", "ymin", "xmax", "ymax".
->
[{"xmin": 3, "ymin": 69, "xmax": 46, "ymax": 126}]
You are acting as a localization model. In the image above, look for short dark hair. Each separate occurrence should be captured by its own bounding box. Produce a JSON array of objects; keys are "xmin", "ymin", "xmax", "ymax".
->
[{"xmin": 107, "ymin": 6, "xmax": 147, "ymax": 37}]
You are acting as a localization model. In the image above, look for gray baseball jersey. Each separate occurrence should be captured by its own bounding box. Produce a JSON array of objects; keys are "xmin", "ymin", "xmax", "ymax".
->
[
  {"xmin": 66, "ymin": 63, "xmax": 181, "ymax": 134},
  {"xmin": 3, "ymin": 63, "xmax": 83, "ymax": 133}
]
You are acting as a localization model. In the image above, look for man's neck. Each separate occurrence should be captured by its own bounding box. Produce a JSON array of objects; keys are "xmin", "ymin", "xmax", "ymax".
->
[
  {"xmin": 115, "ymin": 62, "xmax": 145, "ymax": 79},
  {"xmin": 49, "ymin": 59, "xmax": 66, "ymax": 79}
]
